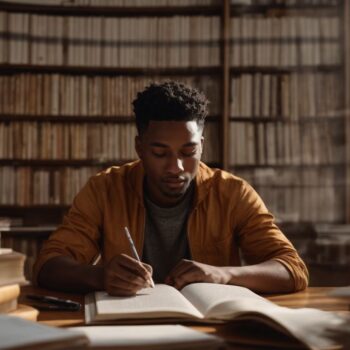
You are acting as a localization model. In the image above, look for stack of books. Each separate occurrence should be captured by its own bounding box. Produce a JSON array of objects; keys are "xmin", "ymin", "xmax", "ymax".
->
[{"xmin": 0, "ymin": 248, "xmax": 38, "ymax": 321}]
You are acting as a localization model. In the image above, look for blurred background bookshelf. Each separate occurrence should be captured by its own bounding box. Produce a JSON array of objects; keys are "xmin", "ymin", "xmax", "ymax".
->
[{"xmin": 0, "ymin": 0, "xmax": 349, "ymax": 286}]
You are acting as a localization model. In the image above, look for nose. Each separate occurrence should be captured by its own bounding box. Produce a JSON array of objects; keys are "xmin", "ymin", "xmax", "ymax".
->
[{"xmin": 166, "ymin": 156, "xmax": 184, "ymax": 175}]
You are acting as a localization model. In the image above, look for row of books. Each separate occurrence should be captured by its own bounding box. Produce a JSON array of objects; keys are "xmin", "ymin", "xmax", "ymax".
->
[
  {"xmin": 0, "ymin": 13, "xmax": 339, "ymax": 67},
  {"xmin": 0, "ymin": 13, "xmax": 220, "ymax": 67},
  {"xmin": 0, "ymin": 248, "xmax": 37, "ymax": 321},
  {"xmin": 230, "ymin": 16, "xmax": 340, "ymax": 67},
  {"xmin": 0, "ymin": 71, "xmax": 341, "ymax": 118},
  {"xmin": 0, "ymin": 121, "xmax": 219, "ymax": 162},
  {"xmin": 0, "ymin": 166, "xmax": 101, "ymax": 205},
  {"xmin": 0, "ymin": 74, "xmax": 220, "ymax": 116},
  {"xmin": 229, "ymin": 121, "xmax": 344, "ymax": 166},
  {"xmin": 230, "ymin": 72, "xmax": 341, "ymax": 119},
  {"xmin": 1, "ymin": 235, "xmax": 46, "ymax": 282},
  {"xmin": 0, "ymin": 119, "xmax": 344, "ymax": 166},
  {"xmin": 0, "ymin": 122, "xmax": 138, "ymax": 160},
  {"xmin": 235, "ymin": 168, "xmax": 344, "ymax": 222}
]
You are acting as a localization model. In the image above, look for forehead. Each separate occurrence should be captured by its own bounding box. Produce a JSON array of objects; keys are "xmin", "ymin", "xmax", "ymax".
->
[{"xmin": 142, "ymin": 120, "xmax": 202, "ymax": 144}]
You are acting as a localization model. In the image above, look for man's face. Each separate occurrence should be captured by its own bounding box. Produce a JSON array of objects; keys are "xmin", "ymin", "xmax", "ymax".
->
[{"xmin": 136, "ymin": 120, "xmax": 204, "ymax": 207}]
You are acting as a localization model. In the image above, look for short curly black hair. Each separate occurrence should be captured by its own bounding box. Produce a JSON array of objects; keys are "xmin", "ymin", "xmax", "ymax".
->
[{"xmin": 132, "ymin": 81, "xmax": 209, "ymax": 135}]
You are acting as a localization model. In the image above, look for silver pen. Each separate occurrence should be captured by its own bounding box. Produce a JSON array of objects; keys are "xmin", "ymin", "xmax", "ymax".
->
[{"xmin": 124, "ymin": 226, "xmax": 155, "ymax": 288}]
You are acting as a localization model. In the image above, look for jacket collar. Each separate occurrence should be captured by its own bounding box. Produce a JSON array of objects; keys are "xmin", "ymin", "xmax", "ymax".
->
[{"xmin": 128, "ymin": 160, "xmax": 214, "ymax": 207}]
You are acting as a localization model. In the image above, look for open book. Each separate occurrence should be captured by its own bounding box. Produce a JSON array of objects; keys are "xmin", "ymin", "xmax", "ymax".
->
[{"xmin": 85, "ymin": 283, "xmax": 349, "ymax": 350}]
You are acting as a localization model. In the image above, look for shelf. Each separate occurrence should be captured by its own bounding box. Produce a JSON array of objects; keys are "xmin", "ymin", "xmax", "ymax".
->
[
  {"xmin": 230, "ymin": 3, "xmax": 338, "ymax": 16},
  {"xmin": 0, "ymin": 64, "xmax": 221, "ymax": 76},
  {"xmin": 0, "ymin": 115, "xmax": 135, "ymax": 123},
  {"xmin": 0, "ymin": 1, "xmax": 221, "ymax": 17},
  {"xmin": 250, "ymin": 184, "xmax": 344, "ymax": 189},
  {"xmin": 230, "ymin": 163, "xmax": 345, "ymax": 170},
  {"xmin": 229, "ymin": 116, "xmax": 344, "ymax": 123},
  {"xmin": 230, "ymin": 65, "xmax": 341, "ymax": 75},
  {"xmin": 0, "ymin": 226, "xmax": 56, "ymax": 236},
  {"xmin": 0, "ymin": 1, "xmax": 337, "ymax": 17},
  {"xmin": 0, "ymin": 205, "xmax": 69, "ymax": 210},
  {"xmin": 0, "ymin": 64, "xmax": 340, "ymax": 76},
  {"xmin": 0, "ymin": 159, "xmax": 134, "ymax": 167},
  {"xmin": 0, "ymin": 114, "xmax": 220, "ymax": 123},
  {"xmin": 0, "ymin": 159, "xmax": 219, "ymax": 170},
  {"xmin": 0, "ymin": 160, "xmax": 344, "ymax": 169}
]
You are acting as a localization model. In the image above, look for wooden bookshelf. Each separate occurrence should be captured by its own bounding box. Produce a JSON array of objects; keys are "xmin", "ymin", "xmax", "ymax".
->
[{"xmin": 0, "ymin": 0, "xmax": 348, "ymax": 227}]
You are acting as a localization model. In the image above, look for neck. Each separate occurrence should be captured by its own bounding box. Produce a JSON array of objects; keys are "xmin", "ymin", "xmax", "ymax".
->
[{"xmin": 144, "ymin": 179, "xmax": 194, "ymax": 208}]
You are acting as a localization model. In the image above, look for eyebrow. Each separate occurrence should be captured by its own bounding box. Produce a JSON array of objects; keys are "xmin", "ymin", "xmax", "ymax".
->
[{"xmin": 149, "ymin": 142, "xmax": 198, "ymax": 148}]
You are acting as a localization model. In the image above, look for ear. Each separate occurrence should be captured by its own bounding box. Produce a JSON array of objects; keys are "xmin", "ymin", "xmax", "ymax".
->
[
  {"xmin": 200, "ymin": 136, "xmax": 204, "ymax": 154},
  {"xmin": 135, "ymin": 135, "xmax": 143, "ymax": 159}
]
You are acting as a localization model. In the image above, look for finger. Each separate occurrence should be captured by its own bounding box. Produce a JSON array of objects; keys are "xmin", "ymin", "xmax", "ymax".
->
[
  {"xmin": 142, "ymin": 262, "xmax": 153, "ymax": 275},
  {"xmin": 167, "ymin": 259, "xmax": 194, "ymax": 280},
  {"xmin": 117, "ymin": 254, "xmax": 152, "ymax": 281},
  {"xmin": 165, "ymin": 260, "xmax": 191, "ymax": 286},
  {"xmin": 172, "ymin": 267, "xmax": 203, "ymax": 290},
  {"xmin": 141, "ymin": 263, "xmax": 155, "ymax": 286},
  {"xmin": 109, "ymin": 268, "xmax": 148, "ymax": 288},
  {"xmin": 108, "ymin": 261, "xmax": 151, "ymax": 286}
]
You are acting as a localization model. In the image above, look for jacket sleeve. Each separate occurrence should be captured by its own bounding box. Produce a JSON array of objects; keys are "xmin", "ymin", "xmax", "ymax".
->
[
  {"xmin": 234, "ymin": 180, "xmax": 309, "ymax": 291},
  {"xmin": 32, "ymin": 176, "xmax": 104, "ymax": 285}
]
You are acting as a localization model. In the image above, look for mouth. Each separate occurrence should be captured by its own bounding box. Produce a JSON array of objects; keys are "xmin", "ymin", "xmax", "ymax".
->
[{"xmin": 163, "ymin": 178, "xmax": 186, "ymax": 189}]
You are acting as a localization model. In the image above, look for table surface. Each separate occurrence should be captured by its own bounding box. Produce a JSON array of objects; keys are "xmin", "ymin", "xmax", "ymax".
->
[{"xmin": 19, "ymin": 285, "xmax": 350, "ymax": 349}]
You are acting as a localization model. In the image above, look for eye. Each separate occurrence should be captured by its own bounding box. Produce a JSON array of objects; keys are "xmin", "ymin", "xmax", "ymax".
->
[
  {"xmin": 152, "ymin": 151, "xmax": 166, "ymax": 158},
  {"xmin": 182, "ymin": 151, "xmax": 196, "ymax": 157},
  {"xmin": 181, "ymin": 147, "xmax": 197, "ymax": 157}
]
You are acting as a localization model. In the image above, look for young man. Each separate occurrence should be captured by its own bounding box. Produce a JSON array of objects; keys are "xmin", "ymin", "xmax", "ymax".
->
[{"xmin": 34, "ymin": 81, "xmax": 308, "ymax": 296}]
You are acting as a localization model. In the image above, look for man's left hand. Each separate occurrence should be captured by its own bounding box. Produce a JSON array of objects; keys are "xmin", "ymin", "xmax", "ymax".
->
[{"xmin": 164, "ymin": 259, "xmax": 231, "ymax": 289}]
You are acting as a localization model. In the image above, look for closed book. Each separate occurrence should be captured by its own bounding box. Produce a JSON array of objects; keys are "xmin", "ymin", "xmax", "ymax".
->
[
  {"xmin": 0, "ymin": 249, "xmax": 26, "ymax": 287},
  {"xmin": 0, "ymin": 315, "xmax": 88, "ymax": 350},
  {"xmin": 8, "ymin": 304, "xmax": 39, "ymax": 322},
  {"xmin": 70, "ymin": 325, "xmax": 224, "ymax": 350},
  {"xmin": 0, "ymin": 284, "xmax": 20, "ymax": 313}
]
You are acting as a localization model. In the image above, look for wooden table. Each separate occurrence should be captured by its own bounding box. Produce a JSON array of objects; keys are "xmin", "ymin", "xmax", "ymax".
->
[{"xmin": 19, "ymin": 286, "xmax": 350, "ymax": 349}]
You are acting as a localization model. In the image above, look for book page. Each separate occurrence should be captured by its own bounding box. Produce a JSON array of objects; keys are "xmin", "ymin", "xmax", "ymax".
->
[
  {"xmin": 94, "ymin": 284, "xmax": 203, "ymax": 321},
  {"xmin": 182, "ymin": 284, "xmax": 348, "ymax": 350},
  {"xmin": 236, "ymin": 304, "xmax": 348, "ymax": 350},
  {"xmin": 180, "ymin": 283, "xmax": 269, "ymax": 318}
]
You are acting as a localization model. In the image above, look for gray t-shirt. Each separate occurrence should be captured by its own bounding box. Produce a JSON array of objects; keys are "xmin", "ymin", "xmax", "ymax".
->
[{"xmin": 142, "ymin": 184, "xmax": 193, "ymax": 283}]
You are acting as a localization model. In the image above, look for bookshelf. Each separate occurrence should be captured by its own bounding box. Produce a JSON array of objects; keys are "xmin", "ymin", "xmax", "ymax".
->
[
  {"xmin": 227, "ymin": 0, "xmax": 349, "ymax": 226},
  {"xmin": 0, "ymin": 0, "xmax": 349, "ymax": 281}
]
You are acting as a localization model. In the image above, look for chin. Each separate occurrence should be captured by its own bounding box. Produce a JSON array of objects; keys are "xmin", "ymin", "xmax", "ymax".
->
[{"xmin": 162, "ymin": 186, "xmax": 189, "ymax": 198}]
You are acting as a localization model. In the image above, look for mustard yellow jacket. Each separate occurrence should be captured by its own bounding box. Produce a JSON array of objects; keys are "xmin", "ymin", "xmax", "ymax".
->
[{"xmin": 33, "ymin": 160, "xmax": 309, "ymax": 290}]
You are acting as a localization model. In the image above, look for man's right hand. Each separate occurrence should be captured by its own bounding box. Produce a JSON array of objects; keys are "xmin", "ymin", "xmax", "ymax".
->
[{"xmin": 104, "ymin": 254, "xmax": 153, "ymax": 296}]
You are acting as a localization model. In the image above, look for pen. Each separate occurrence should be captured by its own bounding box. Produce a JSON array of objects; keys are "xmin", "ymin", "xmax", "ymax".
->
[
  {"xmin": 124, "ymin": 226, "xmax": 155, "ymax": 288},
  {"xmin": 26, "ymin": 294, "xmax": 81, "ymax": 311}
]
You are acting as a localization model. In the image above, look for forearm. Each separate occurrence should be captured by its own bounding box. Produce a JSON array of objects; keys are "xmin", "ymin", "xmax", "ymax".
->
[
  {"xmin": 223, "ymin": 260, "xmax": 295, "ymax": 293},
  {"xmin": 37, "ymin": 256, "xmax": 104, "ymax": 293}
]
